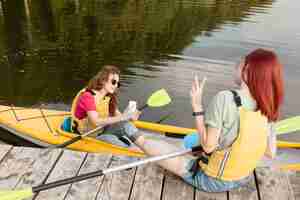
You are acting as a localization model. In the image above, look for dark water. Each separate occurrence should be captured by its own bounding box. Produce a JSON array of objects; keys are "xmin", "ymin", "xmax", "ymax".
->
[{"xmin": 0, "ymin": 0, "xmax": 299, "ymax": 144}]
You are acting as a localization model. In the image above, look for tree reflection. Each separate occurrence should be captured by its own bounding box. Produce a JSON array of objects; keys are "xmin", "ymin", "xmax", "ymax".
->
[{"xmin": 0, "ymin": 0, "xmax": 274, "ymax": 105}]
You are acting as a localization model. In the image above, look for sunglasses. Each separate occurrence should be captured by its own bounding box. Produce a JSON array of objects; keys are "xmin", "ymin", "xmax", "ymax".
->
[{"xmin": 111, "ymin": 79, "xmax": 121, "ymax": 88}]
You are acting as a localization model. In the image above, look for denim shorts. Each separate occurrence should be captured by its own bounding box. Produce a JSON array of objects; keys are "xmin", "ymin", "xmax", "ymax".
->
[
  {"xmin": 96, "ymin": 122, "xmax": 134, "ymax": 146},
  {"xmin": 182, "ymin": 133, "xmax": 250, "ymax": 192},
  {"xmin": 183, "ymin": 159, "xmax": 249, "ymax": 192},
  {"xmin": 96, "ymin": 122, "xmax": 139, "ymax": 162}
]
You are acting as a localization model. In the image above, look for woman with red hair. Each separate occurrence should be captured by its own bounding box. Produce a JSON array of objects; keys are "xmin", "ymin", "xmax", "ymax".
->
[{"xmin": 121, "ymin": 49, "xmax": 284, "ymax": 192}]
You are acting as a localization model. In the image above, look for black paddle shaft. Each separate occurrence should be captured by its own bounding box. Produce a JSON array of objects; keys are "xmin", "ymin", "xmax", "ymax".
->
[
  {"xmin": 138, "ymin": 104, "xmax": 148, "ymax": 110},
  {"xmin": 54, "ymin": 135, "xmax": 82, "ymax": 148},
  {"xmin": 33, "ymin": 170, "xmax": 104, "ymax": 193},
  {"xmin": 32, "ymin": 145, "xmax": 203, "ymax": 193}
]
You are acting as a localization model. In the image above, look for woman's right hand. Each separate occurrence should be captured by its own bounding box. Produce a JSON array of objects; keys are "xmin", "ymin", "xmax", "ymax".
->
[
  {"xmin": 190, "ymin": 75, "xmax": 207, "ymax": 111},
  {"xmin": 122, "ymin": 110, "xmax": 141, "ymax": 121}
]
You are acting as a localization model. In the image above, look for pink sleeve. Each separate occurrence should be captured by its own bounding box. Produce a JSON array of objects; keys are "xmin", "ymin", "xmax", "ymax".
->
[{"xmin": 79, "ymin": 92, "xmax": 96, "ymax": 111}]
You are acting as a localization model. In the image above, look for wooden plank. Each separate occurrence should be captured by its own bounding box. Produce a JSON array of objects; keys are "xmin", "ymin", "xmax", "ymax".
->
[
  {"xmin": 95, "ymin": 156, "xmax": 137, "ymax": 200},
  {"xmin": 0, "ymin": 146, "xmax": 45, "ymax": 189},
  {"xmin": 228, "ymin": 174, "xmax": 258, "ymax": 200},
  {"xmin": 287, "ymin": 171, "xmax": 300, "ymax": 199},
  {"xmin": 64, "ymin": 153, "xmax": 112, "ymax": 200},
  {"xmin": 13, "ymin": 148, "xmax": 62, "ymax": 194},
  {"xmin": 255, "ymin": 168, "xmax": 295, "ymax": 200},
  {"xmin": 162, "ymin": 171, "xmax": 194, "ymax": 200},
  {"xmin": 0, "ymin": 144, "xmax": 13, "ymax": 162},
  {"xmin": 190, "ymin": 166, "xmax": 226, "ymax": 200},
  {"xmin": 195, "ymin": 188, "xmax": 227, "ymax": 200},
  {"xmin": 130, "ymin": 163, "xmax": 164, "ymax": 200},
  {"xmin": 35, "ymin": 150, "xmax": 87, "ymax": 200}
]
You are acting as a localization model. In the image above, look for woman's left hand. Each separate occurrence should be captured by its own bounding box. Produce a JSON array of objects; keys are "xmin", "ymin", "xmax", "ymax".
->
[
  {"xmin": 131, "ymin": 110, "xmax": 141, "ymax": 121},
  {"xmin": 190, "ymin": 75, "xmax": 207, "ymax": 111}
]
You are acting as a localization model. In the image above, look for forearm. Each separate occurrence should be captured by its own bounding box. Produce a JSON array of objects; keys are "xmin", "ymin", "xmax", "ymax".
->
[
  {"xmin": 94, "ymin": 116, "xmax": 125, "ymax": 127},
  {"xmin": 88, "ymin": 111, "xmax": 126, "ymax": 128},
  {"xmin": 115, "ymin": 109, "xmax": 122, "ymax": 117},
  {"xmin": 193, "ymin": 106, "xmax": 210, "ymax": 152},
  {"xmin": 190, "ymin": 75, "xmax": 214, "ymax": 152},
  {"xmin": 265, "ymin": 126, "xmax": 277, "ymax": 158},
  {"xmin": 194, "ymin": 115, "xmax": 207, "ymax": 144}
]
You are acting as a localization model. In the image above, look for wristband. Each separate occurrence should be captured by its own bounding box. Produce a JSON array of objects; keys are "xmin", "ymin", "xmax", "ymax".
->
[{"xmin": 192, "ymin": 111, "xmax": 205, "ymax": 116}]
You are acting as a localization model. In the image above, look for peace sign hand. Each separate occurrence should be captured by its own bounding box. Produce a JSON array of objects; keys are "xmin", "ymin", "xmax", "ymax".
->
[{"xmin": 190, "ymin": 75, "xmax": 207, "ymax": 111}]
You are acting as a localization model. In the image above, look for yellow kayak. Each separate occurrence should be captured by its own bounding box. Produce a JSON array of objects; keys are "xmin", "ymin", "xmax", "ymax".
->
[
  {"xmin": 0, "ymin": 105, "xmax": 144, "ymax": 157},
  {"xmin": 0, "ymin": 105, "xmax": 299, "ymax": 162},
  {"xmin": 133, "ymin": 121, "xmax": 300, "ymax": 149},
  {"xmin": 259, "ymin": 148, "xmax": 300, "ymax": 171}
]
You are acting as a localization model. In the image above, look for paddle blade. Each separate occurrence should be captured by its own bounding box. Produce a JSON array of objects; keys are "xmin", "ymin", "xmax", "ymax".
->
[
  {"xmin": 147, "ymin": 89, "xmax": 171, "ymax": 107},
  {"xmin": 0, "ymin": 188, "xmax": 33, "ymax": 200},
  {"xmin": 275, "ymin": 116, "xmax": 300, "ymax": 135}
]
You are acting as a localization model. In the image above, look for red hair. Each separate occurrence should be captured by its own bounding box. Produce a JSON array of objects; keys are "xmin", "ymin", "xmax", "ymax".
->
[{"xmin": 242, "ymin": 49, "xmax": 284, "ymax": 121}]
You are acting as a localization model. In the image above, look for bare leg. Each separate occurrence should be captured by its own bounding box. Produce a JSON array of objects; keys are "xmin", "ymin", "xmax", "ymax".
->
[{"xmin": 134, "ymin": 135, "xmax": 194, "ymax": 177}]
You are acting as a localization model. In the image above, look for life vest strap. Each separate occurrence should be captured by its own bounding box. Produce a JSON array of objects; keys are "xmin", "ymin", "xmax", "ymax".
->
[
  {"xmin": 72, "ymin": 120, "xmax": 81, "ymax": 135},
  {"xmin": 189, "ymin": 146, "xmax": 212, "ymax": 178},
  {"xmin": 71, "ymin": 89, "xmax": 96, "ymax": 135},
  {"xmin": 85, "ymin": 89, "xmax": 96, "ymax": 95},
  {"xmin": 190, "ymin": 155, "xmax": 209, "ymax": 178},
  {"xmin": 230, "ymin": 90, "xmax": 242, "ymax": 107}
]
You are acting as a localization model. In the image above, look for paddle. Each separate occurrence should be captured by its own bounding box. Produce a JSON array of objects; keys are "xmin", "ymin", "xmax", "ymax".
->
[
  {"xmin": 139, "ymin": 89, "xmax": 171, "ymax": 110},
  {"xmin": 274, "ymin": 116, "xmax": 300, "ymax": 135},
  {"xmin": 54, "ymin": 88, "xmax": 171, "ymax": 149},
  {"xmin": 0, "ymin": 146, "xmax": 202, "ymax": 200},
  {"xmin": 158, "ymin": 115, "xmax": 300, "ymax": 139}
]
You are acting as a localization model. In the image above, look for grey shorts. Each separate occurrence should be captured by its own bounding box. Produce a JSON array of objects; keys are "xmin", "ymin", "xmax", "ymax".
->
[{"xmin": 95, "ymin": 122, "xmax": 129, "ymax": 146}]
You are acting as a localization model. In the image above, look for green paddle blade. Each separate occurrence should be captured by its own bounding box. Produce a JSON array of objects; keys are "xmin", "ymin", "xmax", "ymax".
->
[
  {"xmin": 0, "ymin": 188, "xmax": 33, "ymax": 200},
  {"xmin": 147, "ymin": 89, "xmax": 171, "ymax": 107},
  {"xmin": 275, "ymin": 116, "xmax": 300, "ymax": 135}
]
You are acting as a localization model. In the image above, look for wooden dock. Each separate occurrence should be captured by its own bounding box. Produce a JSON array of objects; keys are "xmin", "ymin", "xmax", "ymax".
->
[{"xmin": 0, "ymin": 144, "xmax": 299, "ymax": 200}]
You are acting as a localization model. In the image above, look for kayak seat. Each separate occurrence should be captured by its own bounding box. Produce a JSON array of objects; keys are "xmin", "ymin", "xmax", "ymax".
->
[{"xmin": 61, "ymin": 117, "xmax": 72, "ymax": 132}]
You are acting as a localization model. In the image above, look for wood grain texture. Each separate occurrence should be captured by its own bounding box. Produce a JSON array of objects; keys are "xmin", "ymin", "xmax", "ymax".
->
[
  {"xmin": 287, "ymin": 171, "xmax": 300, "ymax": 199},
  {"xmin": 95, "ymin": 156, "xmax": 137, "ymax": 200},
  {"xmin": 0, "ymin": 144, "xmax": 12, "ymax": 162},
  {"xmin": 195, "ymin": 188, "xmax": 227, "ymax": 200},
  {"xmin": 64, "ymin": 153, "xmax": 112, "ymax": 200},
  {"xmin": 35, "ymin": 150, "xmax": 87, "ymax": 200},
  {"xmin": 0, "ymin": 146, "xmax": 45, "ymax": 189},
  {"xmin": 130, "ymin": 163, "xmax": 164, "ymax": 200},
  {"xmin": 256, "ymin": 168, "xmax": 295, "ymax": 200},
  {"xmin": 228, "ymin": 174, "xmax": 258, "ymax": 200},
  {"xmin": 162, "ymin": 171, "xmax": 194, "ymax": 200}
]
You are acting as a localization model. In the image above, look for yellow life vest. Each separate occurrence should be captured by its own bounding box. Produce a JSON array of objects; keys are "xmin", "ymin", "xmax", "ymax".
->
[
  {"xmin": 199, "ymin": 90, "xmax": 268, "ymax": 181},
  {"xmin": 71, "ymin": 88, "xmax": 111, "ymax": 134}
]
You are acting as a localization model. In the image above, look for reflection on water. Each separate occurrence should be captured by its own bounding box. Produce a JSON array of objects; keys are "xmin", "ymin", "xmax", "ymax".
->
[
  {"xmin": 0, "ymin": 0, "xmax": 275, "ymax": 104},
  {"xmin": 0, "ymin": 0, "xmax": 299, "ymax": 143}
]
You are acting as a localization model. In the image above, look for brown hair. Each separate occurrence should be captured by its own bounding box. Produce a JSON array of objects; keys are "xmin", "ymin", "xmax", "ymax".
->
[{"xmin": 86, "ymin": 65, "xmax": 121, "ymax": 116}]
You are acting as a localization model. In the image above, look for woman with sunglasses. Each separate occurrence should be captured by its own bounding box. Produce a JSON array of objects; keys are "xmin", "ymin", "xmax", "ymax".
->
[
  {"xmin": 66, "ymin": 65, "xmax": 141, "ymax": 148},
  {"xmin": 120, "ymin": 49, "xmax": 284, "ymax": 192}
]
